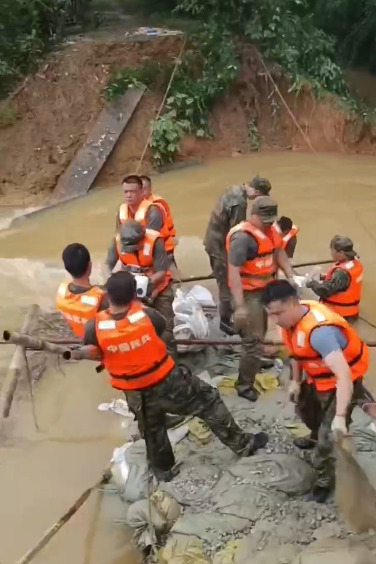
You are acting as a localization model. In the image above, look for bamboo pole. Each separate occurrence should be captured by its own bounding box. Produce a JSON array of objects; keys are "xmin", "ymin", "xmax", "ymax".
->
[
  {"xmin": 1, "ymin": 305, "xmax": 40, "ymax": 418},
  {"xmin": 15, "ymin": 469, "xmax": 112, "ymax": 564},
  {"xmin": 178, "ymin": 259, "xmax": 333, "ymax": 284}
]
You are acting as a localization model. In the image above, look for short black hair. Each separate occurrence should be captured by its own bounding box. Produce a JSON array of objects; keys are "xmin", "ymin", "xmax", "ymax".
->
[
  {"xmin": 122, "ymin": 174, "xmax": 143, "ymax": 188},
  {"xmin": 62, "ymin": 243, "xmax": 91, "ymax": 278},
  {"xmin": 140, "ymin": 175, "xmax": 151, "ymax": 186},
  {"xmin": 106, "ymin": 271, "xmax": 136, "ymax": 306},
  {"xmin": 277, "ymin": 216, "xmax": 293, "ymax": 233},
  {"xmin": 261, "ymin": 280, "xmax": 298, "ymax": 306}
]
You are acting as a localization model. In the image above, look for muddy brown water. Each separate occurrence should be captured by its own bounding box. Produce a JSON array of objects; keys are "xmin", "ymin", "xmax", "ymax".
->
[{"xmin": 1, "ymin": 152, "xmax": 376, "ymax": 563}]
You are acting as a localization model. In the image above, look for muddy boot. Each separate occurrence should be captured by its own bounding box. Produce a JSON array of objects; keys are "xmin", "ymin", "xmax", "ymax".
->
[
  {"xmin": 294, "ymin": 436, "xmax": 317, "ymax": 450},
  {"xmin": 260, "ymin": 357, "xmax": 275, "ymax": 370},
  {"xmin": 165, "ymin": 414, "xmax": 186, "ymax": 429},
  {"xmin": 309, "ymin": 485, "xmax": 331, "ymax": 504},
  {"xmin": 237, "ymin": 432, "xmax": 269, "ymax": 457},
  {"xmin": 154, "ymin": 465, "xmax": 180, "ymax": 483},
  {"xmin": 237, "ymin": 384, "xmax": 260, "ymax": 403}
]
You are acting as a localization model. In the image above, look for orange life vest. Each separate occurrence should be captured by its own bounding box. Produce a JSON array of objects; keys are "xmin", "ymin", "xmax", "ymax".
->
[
  {"xmin": 282, "ymin": 300, "xmax": 368, "ymax": 392},
  {"xmin": 272, "ymin": 221, "xmax": 299, "ymax": 251},
  {"xmin": 56, "ymin": 282, "xmax": 105, "ymax": 338},
  {"xmin": 226, "ymin": 221, "xmax": 281, "ymax": 291},
  {"xmin": 119, "ymin": 199, "xmax": 174, "ymax": 253},
  {"xmin": 115, "ymin": 229, "xmax": 171, "ymax": 296},
  {"xmin": 320, "ymin": 259, "xmax": 363, "ymax": 318},
  {"xmin": 95, "ymin": 302, "xmax": 175, "ymax": 391},
  {"xmin": 147, "ymin": 193, "xmax": 176, "ymax": 241}
]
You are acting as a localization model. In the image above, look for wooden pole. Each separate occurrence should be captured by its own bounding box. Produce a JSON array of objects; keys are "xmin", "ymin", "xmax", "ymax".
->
[
  {"xmin": 15, "ymin": 469, "xmax": 111, "ymax": 564},
  {"xmin": 293, "ymin": 259, "xmax": 333, "ymax": 269},
  {"xmin": 3, "ymin": 330, "xmax": 71, "ymax": 356},
  {"xmin": 178, "ymin": 259, "xmax": 333, "ymax": 284},
  {"xmin": 1, "ymin": 305, "xmax": 40, "ymax": 418}
]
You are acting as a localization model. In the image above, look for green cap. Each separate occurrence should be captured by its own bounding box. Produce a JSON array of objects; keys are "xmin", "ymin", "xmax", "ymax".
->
[
  {"xmin": 251, "ymin": 196, "xmax": 278, "ymax": 224},
  {"xmin": 331, "ymin": 235, "xmax": 357, "ymax": 258},
  {"xmin": 250, "ymin": 175, "xmax": 272, "ymax": 195},
  {"xmin": 119, "ymin": 220, "xmax": 145, "ymax": 252}
]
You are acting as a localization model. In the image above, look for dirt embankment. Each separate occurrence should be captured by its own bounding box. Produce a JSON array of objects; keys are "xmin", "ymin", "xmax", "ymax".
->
[{"xmin": 1, "ymin": 37, "xmax": 376, "ymax": 205}]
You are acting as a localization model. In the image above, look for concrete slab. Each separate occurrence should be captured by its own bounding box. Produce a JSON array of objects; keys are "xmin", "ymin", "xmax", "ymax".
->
[{"xmin": 49, "ymin": 87, "xmax": 145, "ymax": 204}]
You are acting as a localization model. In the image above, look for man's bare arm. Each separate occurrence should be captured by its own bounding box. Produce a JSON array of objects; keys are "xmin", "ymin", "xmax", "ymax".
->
[{"xmin": 323, "ymin": 350, "xmax": 353, "ymax": 416}]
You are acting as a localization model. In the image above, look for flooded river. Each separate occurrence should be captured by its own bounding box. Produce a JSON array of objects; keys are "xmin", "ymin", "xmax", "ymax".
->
[{"xmin": 1, "ymin": 151, "xmax": 376, "ymax": 563}]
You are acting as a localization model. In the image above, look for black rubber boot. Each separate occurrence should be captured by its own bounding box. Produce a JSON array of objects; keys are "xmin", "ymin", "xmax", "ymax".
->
[
  {"xmin": 260, "ymin": 358, "xmax": 275, "ymax": 370},
  {"xmin": 165, "ymin": 414, "xmax": 186, "ymax": 429},
  {"xmin": 311, "ymin": 485, "xmax": 331, "ymax": 504},
  {"xmin": 293, "ymin": 436, "xmax": 317, "ymax": 450},
  {"xmin": 237, "ymin": 385, "xmax": 260, "ymax": 402},
  {"xmin": 153, "ymin": 465, "xmax": 180, "ymax": 483},
  {"xmin": 239, "ymin": 432, "xmax": 269, "ymax": 457},
  {"xmin": 293, "ymin": 431, "xmax": 318, "ymax": 450}
]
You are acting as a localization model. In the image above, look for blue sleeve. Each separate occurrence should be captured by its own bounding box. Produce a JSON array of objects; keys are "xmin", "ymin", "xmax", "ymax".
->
[{"xmin": 310, "ymin": 326, "xmax": 347, "ymax": 358}]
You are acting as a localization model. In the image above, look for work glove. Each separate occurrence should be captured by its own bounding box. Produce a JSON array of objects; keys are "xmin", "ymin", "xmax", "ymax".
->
[
  {"xmin": 234, "ymin": 304, "xmax": 248, "ymax": 332},
  {"xmin": 311, "ymin": 266, "xmax": 322, "ymax": 281},
  {"xmin": 331, "ymin": 415, "xmax": 348, "ymax": 439},
  {"xmin": 288, "ymin": 380, "xmax": 301, "ymax": 403}
]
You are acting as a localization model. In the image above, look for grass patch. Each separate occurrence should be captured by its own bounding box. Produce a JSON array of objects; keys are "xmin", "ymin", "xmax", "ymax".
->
[{"xmin": 0, "ymin": 102, "xmax": 18, "ymax": 128}]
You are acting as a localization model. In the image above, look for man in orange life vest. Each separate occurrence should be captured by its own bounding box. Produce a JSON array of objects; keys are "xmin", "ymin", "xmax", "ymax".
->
[
  {"xmin": 106, "ymin": 219, "xmax": 176, "ymax": 357},
  {"xmin": 262, "ymin": 279, "xmax": 370, "ymax": 503},
  {"xmin": 204, "ymin": 176, "xmax": 272, "ymax": 335},
  {"xmin": 272, "ymin": 216, "xmax": 299, "ymax": 259},
  {"xmin": 306, "ymin": 235, "xmax": 362, "ymax": 324},
  {"xmin": 116, "ymin": 174, "xmax": 174, "ymax": 262},
  {"xmin": 227, "ymin": 196, "xmax": 295, "ymax": 402},
  {"xmin": 83, "ymin": 271, "xmax": 269, "ymax": 481},
  {"xmin": 56, "ymin": 243, "xmax": 108, "ymax": 338},
  {"xmin": 141, "ymin": 174, "xmax": 177, "ymax": 268}
]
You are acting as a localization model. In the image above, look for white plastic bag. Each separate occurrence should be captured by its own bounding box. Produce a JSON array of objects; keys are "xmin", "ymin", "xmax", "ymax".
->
[{"xmin": 173, "ymin": 286, "xmax": 211, "ymax": 353}]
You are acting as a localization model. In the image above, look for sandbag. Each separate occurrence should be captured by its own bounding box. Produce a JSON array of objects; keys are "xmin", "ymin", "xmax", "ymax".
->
[
  {"xmin": 160, "ymin": 537, "xmax": 211, "ymax": 564},
  {"xmin": 127, "ymin": 490, "xmax": 181, "ymax": 549},
  {"xmin": 110, "ymin": 441, "xmax": 156, "ymax": 504},
  {"xmin": 173, "ymin": 286, "xmax": 210, "ymax": 353}
]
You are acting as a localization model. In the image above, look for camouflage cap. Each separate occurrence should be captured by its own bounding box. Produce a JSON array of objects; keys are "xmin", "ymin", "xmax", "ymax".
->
[
  {"xmin": 119, "ymin": 220, "xmax": 145, "ymax": 246},
  {"xmin": 251, "ymin": 195, "xmax": 278, "ymax": 224},
  {"xmin": 250, "ymin": 175, "xmax": 272, "ymax": 195},
  {"xmin": 331, "ymin": 235, "xmax": 357, "ymax": 258}
]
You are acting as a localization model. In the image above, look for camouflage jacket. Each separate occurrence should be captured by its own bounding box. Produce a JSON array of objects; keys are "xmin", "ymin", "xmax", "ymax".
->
[{"xmin": 204, "ymin": 185, "xmax": 247, "ymax": 254}]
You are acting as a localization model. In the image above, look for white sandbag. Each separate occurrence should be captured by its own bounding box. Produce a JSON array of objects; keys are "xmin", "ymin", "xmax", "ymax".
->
[
  {"xmin": 185, "ymin": 284, "xmax": 216, "ymax": 308},
  {"xmin": 111, "ymin": 441, "xmax": 154, "ymax": 503},
  {"xmin": 173, "ymin": 287, "xmax": 210, "ymax": 353},
  {"xmin": 110, "ymin": 426, "xmax": 190, "ymax": 503}
]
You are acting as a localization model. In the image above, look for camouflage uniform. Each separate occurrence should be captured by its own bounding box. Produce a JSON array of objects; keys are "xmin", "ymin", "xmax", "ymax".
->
[
  {"xmin": 125, "ymin": 364, "xmax": 258, "ymax": 474},
  {"xmin": 237, "ymin": 290, "xmax": 268, "ymax": 394},
  {"xmin": 204, "ymin": 185, "xmax": 248, "ymax": 323},
  {"xmin": 152, "ymin": 283, "xmax": 176, "ymax": 358},
  {"xmin": 296, "ymin": 379, "xmax": 372, "ymax": 489},
  {"xmin": 307, "ymin": 236, "xmax": 359, "ymax": 324}
]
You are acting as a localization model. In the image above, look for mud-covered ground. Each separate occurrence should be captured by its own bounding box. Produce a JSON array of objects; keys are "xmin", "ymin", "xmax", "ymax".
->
[{"xmin": 1, "ymin": 34, "xmax": 376, "ymax": 206}]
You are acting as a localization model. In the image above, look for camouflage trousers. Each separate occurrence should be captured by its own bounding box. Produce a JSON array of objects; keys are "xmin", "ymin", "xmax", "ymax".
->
[
  {"xmin": 236, "ymin": 290, "xmax": 268, "ymax": 394},
  {"xmin": 207, "ymin": 252, "xmax": 233, "ymax": 321},
  {"xmin": 296, "ymin": 378, "xmax": 371, "ymax": 489},
  {"xmin": 152, "ymin": 283, "xmax": 176, "ymax": 358},
  {"xmin": 125, "ymin": 364, "xmax": 254, "ymax": 473}
]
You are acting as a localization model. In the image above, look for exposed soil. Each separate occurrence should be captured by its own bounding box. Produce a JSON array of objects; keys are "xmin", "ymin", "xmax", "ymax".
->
[{"xmin": 1, "ymin": 36, "xmax": 376, "ymax": 205}]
